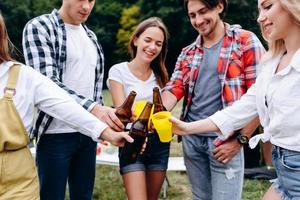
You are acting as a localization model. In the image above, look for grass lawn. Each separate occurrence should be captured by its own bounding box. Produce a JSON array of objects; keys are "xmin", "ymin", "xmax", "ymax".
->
[{"xmin": 90, "ymin": 90, "xmax": 271, "ymax": 200}]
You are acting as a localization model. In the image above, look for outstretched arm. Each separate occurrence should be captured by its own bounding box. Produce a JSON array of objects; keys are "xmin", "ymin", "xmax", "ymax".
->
[{"xmin": 169, "ymin": 116, "xmax": 220, "ymax": 135}]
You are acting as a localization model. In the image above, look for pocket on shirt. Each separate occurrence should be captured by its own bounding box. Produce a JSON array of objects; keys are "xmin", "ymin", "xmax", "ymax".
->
[
  {"xmin": 226, "ymin": 49, "xmax": 243, "ymax": 79},
  {"xmin": 226, "ymin": 59, "xmax": 243, "ymax": 78}
]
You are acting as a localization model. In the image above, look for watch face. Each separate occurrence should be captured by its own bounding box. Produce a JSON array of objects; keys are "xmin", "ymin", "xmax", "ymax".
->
[{"xmin": 238, "ymin": 135, "xmax": 249, "ymax": 144}]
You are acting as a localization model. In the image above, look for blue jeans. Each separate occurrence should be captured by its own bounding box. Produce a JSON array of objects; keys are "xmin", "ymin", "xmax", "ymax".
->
[
  {"xmin": 272, "ymin": 146, "xmax": 300, "ymax": 200},
  {"xmin": 36, "ymin": 132, "xmax": 97, "ymax": 200},
  {"xmin": 182, "ymin": 135, "xmax": 244, "ymax": 200}
]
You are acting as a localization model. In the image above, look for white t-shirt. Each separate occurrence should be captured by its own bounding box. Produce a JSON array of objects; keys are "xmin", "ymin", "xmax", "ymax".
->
[
  {"xmin": 107, "ymin": 62, "xmax": 160, "ymax": 102},
  {"xmin": 47, "ymin": 23, "xmax": 97, "ymax": 133},
  {"xmin": 0, "ymin": 61, "xmax": 107, "ymax": 142}
]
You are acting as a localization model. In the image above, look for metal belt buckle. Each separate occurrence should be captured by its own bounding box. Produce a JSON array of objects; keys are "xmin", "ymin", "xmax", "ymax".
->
[{"xmin": 4, "ymin": 87, "xmax": 16, "ymax": 96}]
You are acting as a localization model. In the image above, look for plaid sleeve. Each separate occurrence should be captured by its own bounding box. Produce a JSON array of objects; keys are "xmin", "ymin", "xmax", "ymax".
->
[
  {"xmin": 22, "ymin": 19, "xmax": 96, "ymax": 111},
  {"xmin": 242, "ymin": 32, "xmax": 266, "ymax": 89},
  {"xmin": 163, "ymin": 51, "xmax": 190, "ymax": 101}
]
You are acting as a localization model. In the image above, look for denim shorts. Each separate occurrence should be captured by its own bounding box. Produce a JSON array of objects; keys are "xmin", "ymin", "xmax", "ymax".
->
[
  {"xmin": 119, "ymin": 133, "xmax": 170, "ymax": 175},
  {"xmin": 272, "ymin": 146, "xmax": 300, "ymax": 200}
]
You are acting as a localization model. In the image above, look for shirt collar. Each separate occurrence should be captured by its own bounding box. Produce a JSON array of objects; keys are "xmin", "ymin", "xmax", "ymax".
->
[
  {"xmin": 195, "ymin": 23, "xmax": 241, "ymax": 49},
  {"xmin": 266, "ymin": 48, "xmax": 300, "ymax": 76},
  {"xmin": 52, "ymin": 9, "xmax": 65, "ymax": 28},
  {"xmin": 289, "ymin": 48, "xmax": 300, "ymax": 72},
  {"xmin": 0, "ymin": 61, "xmax": 14, "ymax": 78}
]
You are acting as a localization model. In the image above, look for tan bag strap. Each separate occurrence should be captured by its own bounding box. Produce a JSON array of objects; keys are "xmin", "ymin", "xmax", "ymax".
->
[{"xmin": 4, "ymin": 64, "xmax": 21, "ymax": 98}]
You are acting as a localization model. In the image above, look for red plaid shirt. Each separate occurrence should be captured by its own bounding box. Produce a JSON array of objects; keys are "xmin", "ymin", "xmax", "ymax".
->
[{"xmin": 165, "ymin": 24, "xmax": 265, "ymax": 120}]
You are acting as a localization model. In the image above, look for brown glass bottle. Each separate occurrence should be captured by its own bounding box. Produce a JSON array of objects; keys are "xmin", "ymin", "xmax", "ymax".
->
[
  {"xmin": 115, "ymin": 91, "xmax": 136, "ymax": 126},
  {"xmin": 152, "ymin": 87, "xmax": 165, "ymax": 113},
  {"xmin": 149, "ymin": 87, "xmax": 166, "ymax": 133},
  {"xmin": 120, "ymin": 102, "xmax": 153, "ymax": 163}
]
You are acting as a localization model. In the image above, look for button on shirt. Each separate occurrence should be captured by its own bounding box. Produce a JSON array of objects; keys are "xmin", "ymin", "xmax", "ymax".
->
[
  {"xmin": 0, "ymin": 61, "xmax": 107, "ymax": 142},
  {"xmin": 209, "ymin": 49, "xmax": 300, "ymax": 152}
]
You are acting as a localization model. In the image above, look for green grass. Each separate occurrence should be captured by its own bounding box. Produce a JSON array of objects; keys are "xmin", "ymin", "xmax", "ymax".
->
[
  {"xmin": 94, "ymin": 167, "xmax": 270, "ymax": 200},
  {"xmin": 89, "ymin": 90, "xmax": 271, "ymax": 199}
]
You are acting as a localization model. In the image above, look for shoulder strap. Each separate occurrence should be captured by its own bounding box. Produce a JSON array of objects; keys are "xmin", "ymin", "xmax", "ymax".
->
[{"xmin": 4, "ymin": 64, "xmax": 21, "ymax": 98}]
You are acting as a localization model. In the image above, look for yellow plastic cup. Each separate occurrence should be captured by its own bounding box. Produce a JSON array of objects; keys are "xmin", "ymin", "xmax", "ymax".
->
[
  {"xmin": 152, "ymin": 111, "xmax": 173, "ymax": 143},
  {"xmin": 133, "ymin": 101, "xmax": 147, "ymax": 118},
  {"xmin": 133, "ymin": 101, "xmax": 154, "ymax": 129}
]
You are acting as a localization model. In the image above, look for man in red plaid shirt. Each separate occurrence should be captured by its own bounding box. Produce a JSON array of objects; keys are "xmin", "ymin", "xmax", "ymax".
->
[{"xmin": 162, "ymin": 0, "xmax": 265, "ymax": 199}]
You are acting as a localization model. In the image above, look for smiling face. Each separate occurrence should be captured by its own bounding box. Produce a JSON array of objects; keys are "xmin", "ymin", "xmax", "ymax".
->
[
  {"xmin": 257, "ymin": 0, "xmax": 295, "ymax": 41},
  {"xmin": 187, "ymin": 0, "xmax": 224, "ymax": 38},
  {"xmin": 133, "ymin": 26, "xmax": 165, "ymax": 64},
  {"xmin": 60, "ymin": 0, "xmax": 95, "ymax": 25}
]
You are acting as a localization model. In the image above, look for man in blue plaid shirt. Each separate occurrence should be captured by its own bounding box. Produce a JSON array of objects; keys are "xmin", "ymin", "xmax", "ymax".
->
[{"xmin": 22, "ymin": 0, "xmax": 124, "ymax": 199}]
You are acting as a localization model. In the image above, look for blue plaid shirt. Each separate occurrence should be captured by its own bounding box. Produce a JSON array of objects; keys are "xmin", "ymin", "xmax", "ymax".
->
[{"xmin": 22, "ymin": 9, "xmax": 104, "ymax": 137}]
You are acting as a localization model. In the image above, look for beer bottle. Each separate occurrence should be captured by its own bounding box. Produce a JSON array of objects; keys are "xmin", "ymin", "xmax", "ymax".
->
[
  {"xmin": 115, "ymin": 91, "xmax": 136, "ymax": 126},
  {"xmin": 120, "ymin": 102, "xmax": 153, "ymax": 163},
  {"xmin": 152, "ymin": 87, "xmax": 165, "ymax": 113},
  {"xmin": 149, "ymin": 87, "xmax": 166, "ymax": 133}
]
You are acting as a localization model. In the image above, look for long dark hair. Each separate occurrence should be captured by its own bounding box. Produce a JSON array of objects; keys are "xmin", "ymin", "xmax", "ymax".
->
[
  {"xmin": 128, "ymin": 17, "xmax": 169, "ymax": 88},
  {"xmin": 0, "ymin": 13, "xmax": 13, "ymax": 64}
]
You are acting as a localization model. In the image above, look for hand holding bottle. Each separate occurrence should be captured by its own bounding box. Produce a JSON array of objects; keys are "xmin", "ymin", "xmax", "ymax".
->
[
  {"xmin": 99, "ymin": 127, "xmax": 133, "ymax": 147},
  {"xmin": 115, "ymin": 91, "xmax": 137, "ymax": 128},
  {"xmin": 120, "ymin": 102, "xmax": 153, "ymax": 163},
  {"xmin": 91, "ymin": 104, "xmax": 124, "ymax": 131}
]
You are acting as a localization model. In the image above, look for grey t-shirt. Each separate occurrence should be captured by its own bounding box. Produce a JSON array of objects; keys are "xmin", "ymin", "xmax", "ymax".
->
[{"xmin": 185, "ymin": 38, "xmax": 223, "ymax": 136}]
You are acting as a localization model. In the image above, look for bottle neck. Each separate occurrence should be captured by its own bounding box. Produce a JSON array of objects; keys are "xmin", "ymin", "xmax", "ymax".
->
[
  {"xmin": 153, "ymin": 88, "xmax": 163, "ymax": 105},
  {"xmin": 137, "ymin": 103, "xmax": 153, "ymax": 121},
  {"xmin": 120, "ymin": 94, "xmax": 135, "ymax": 109}
]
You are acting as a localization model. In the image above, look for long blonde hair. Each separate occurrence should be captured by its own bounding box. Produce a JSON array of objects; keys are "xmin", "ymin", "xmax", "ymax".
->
[
  {"xmin": 0, "ymin": 13, "xmax": 13, "ymax": 64},
  {"xmin": 260, "ymin": 0, "xmax": 300, "ymax": 61}
]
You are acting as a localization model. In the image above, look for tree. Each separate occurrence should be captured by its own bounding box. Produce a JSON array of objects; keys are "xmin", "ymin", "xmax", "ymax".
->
[
  {"xmin": 86, "ymin": 0, "xmax": 124, "ymax": 85},
  {"xmin": 1, "ymin": 0, "xmax": 266, "ymax": 83},
  {"xmin": 0, "ymin": 0, "xmax": 60, "ymax": 61},
  {"xmin": 115, "ymin": 5, "xmax": 141, "ymax": 61},
  {"xmin": 226, "ymin": 0, "xmax": 266, "ymax": 47}
]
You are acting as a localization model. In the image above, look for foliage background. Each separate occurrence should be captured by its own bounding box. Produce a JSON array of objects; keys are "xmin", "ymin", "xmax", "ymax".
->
[
  {"xmin": 0, "ymin": 0, "xmax": 263, "ymax": 88},
  {"xmin": 0, "ymin": 2, "xmax": 270, "ymax": 198}
]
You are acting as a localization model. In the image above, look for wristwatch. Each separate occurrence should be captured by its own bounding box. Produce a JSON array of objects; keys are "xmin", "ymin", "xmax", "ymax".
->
[{"xmin": 236, "ymin": 133, "xmax": 249, "ymax": 145}]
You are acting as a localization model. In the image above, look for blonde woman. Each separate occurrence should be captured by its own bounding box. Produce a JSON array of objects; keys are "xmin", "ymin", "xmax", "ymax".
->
[{"xmin": 170, "ymin": 0, "xmax": 300, "ymax": 199}]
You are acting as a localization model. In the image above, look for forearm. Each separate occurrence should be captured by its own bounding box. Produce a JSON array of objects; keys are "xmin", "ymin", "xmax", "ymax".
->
[
  {"xmin": 37, "ymin": 83, "xmax": 107, "ymax": 142},
  {"xmin": 161, "ymin": 90, "xmax": 178, "ymax": 111},
  {"xmin": 187, "ymin": 118, "xmax": 220, "ymax": 134},
  {"xmin": 108, "ymin": 80, "xmax": 126, "ymax": 107},
  {"xmin": 52, "ymin": 78, "xmax": 96, "ymax": 111},
  {"xmin": 240, "ymin": 116, "xmax": 260, "ymax": 138}
]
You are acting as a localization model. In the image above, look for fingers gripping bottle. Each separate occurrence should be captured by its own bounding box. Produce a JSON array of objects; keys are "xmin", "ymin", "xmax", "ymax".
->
[
  {"xmin": 120, "ymin": 102, "xmax": 153, "ymax": 163},
  {"xmin": 115, "ymin": 91, "xmax": 136, "ymax": 126}
]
